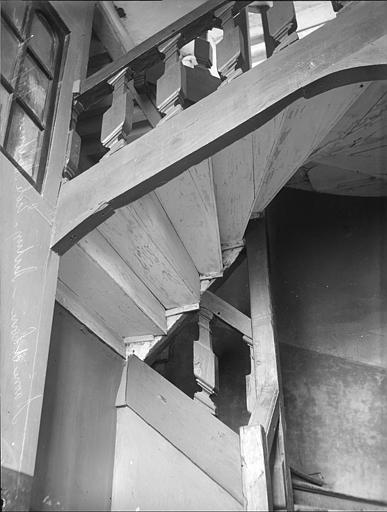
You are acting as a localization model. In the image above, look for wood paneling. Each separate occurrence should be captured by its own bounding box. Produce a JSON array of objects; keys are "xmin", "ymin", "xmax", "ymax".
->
[
  {"xmin": 113, "ymin": 407, "xmax": 242, "ymax": 511},
  {"xmin": 99, "ymin": 192, "xmax": 200, "ymax": 309},
  {"xmin": 122, "ymin": 356, "xmax": 244, "ymax": 505},
  {"xmin": 156, "ymin": 159, "xmax": 223, "ymax": 277},
  {"xmin": 32, "ymin": 304, "xmax": 124, "ymax": 511}
]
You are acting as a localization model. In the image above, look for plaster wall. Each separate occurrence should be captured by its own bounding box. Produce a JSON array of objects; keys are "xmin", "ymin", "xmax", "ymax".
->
[{"xmin": 268, "ymin": 189, "xmax": 387, "ymax": 501}]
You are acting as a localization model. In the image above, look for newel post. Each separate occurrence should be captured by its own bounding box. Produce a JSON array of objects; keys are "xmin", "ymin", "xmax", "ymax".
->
[
  {"xmin": 101, "ymin": 68, "xmax": 134, "ymax": 154},
  {"xmin": 193, "ymin": 307, "xmax": 218, "ymax": 414}
]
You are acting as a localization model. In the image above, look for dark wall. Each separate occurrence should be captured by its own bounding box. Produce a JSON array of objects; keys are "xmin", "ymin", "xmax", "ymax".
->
[
  {"xmin": 267, "ymin": 189, "xmax": 387, "ymax": 501},
  {"xmin": 31, "ymin": 304, "xmax": 124, "ymax": 511},
  {"xmin": 268, "ymin": 189, "xmax": 387, "ymax": 368}
]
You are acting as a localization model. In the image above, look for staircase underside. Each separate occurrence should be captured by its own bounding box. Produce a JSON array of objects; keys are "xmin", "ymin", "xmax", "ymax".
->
[{"xmin": 56, "ymin": 2, "xmax": 387, "ymax": 354}]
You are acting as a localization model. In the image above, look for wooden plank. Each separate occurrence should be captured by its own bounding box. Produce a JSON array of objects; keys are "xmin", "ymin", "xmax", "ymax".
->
[
  {"xmin": 201, "ymin": 290, "xmax": 252, "ymax": 338},
  {"xmin": 310, "ymin": 81, "xmax": 387, "ymax": 175},
  {"xmin": 156, "ymin": 159, "xmax": 223, "ymax": 276},
  {"xmin": 253, "ymin": 82, "xmax": 371, "ymax": 214},
  {"xmin": 98, "ymin": 192, "xmax": 200, "ymax": 309},
  {"xmin": 82, "ymin": 0, "xmax": 233, "ymax": 93},
  {"xmin": 56, "ymin": 280, "xmax": 125, "ymax": 357},
  {"xmin": 240, "ymin": 424, "xmax": 272, "ymax": 511},
  {"xmin": 112, "ymin": 406, "xmax": 243, "ymax": 511},
  {"xmin": 58, "ymin": 243, "xmax": 166, "ymax": 338},
  {"xmin": 79, "ymin": 229, "xmax": 167, "ymax": 333},
  {"xmin": 212, "ymin": 136, "xmax": 255, "ymax": 246},
  {"xmin": 123, "ymin": 355, "xmax": 244, "ymax": 505},
  {"xmin": 52, "ymin": 1, "xmax": 387, "ymax": 252}
]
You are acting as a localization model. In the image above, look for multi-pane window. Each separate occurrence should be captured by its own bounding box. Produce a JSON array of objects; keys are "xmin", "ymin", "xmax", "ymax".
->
[{"xmin": 1, "ymin": 1, "xmax": 66, "ymax": 190}]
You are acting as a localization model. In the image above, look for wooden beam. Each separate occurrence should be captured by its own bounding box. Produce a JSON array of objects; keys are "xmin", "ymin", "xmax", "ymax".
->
[
  {"xmin": 52, "ymin": 1, "xmax": 387, "ymax": 253},
  {"xmin": 201, "ymin": 290, "xmax": 252, "ymax": 338}
]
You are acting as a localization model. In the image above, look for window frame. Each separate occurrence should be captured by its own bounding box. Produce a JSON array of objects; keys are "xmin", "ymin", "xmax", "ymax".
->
[{"xmin": 0, "ymin": 1, "xmax": 68, "ymax": 192}]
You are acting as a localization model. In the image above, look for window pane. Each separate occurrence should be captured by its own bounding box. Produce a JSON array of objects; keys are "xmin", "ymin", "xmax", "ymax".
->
[
  {"xmin": 6, "ymin": 103, "xmax": 42, "ymax": 179},
  {"xmin": 18, "ymin": 55, "xmax": 50, "ymax": 120},
  {"xmin": 1, "ymin": 21, "xmax": 20, "ymax": 82},
  {"xmin": 29, "ymin": 14, "xmax": 57, "ymax": 71},
  {"xmin": 1, "ymin": 1, "xmax": 27, "ymax": 32},
  {"xmin": 0, "ymin": 83, "xmax": 11, "ymax": 142}
]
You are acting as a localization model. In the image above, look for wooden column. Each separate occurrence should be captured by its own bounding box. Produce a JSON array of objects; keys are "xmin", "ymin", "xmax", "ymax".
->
[
  {"xmin": 193, "ymin": 307, "xmax": 218, "ymax": 414},
  {"xmin": 101, "ymin": 68, "xmax": 134, "ymax": 154},
  {"xmin": 240, "ymin": 217, "xmax": 293, "ymax": 511}
]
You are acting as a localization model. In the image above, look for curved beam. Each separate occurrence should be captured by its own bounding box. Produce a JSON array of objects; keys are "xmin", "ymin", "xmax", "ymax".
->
[{"xmin": 52, "ymin": 1, "xmax": 387, "ymax": 254}]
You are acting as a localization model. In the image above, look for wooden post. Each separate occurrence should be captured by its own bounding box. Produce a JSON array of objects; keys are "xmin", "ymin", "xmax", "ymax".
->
[
  {"xmin": 244, "ymin": 216, "xmax": 293, "ymax": 511},
  {"xmin": 240, "ymin": 424, "xmax": 272, "ymax": 511},
  {"xmin": 101, "ymin": 68, "xmax": 134, "ymax": 154},
  {"xmin": 193, "ymin": 307, "xmax": 218, "ymax": 414}
]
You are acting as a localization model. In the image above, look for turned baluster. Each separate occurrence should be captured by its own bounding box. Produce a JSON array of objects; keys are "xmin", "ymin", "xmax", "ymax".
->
[
  {"xmin": 156, "ymin": 34, "xmax": 183, "ymax": 120},
  {"xmin": 193, "ymin": 307, "xmax": 218, "ymax": 414}
]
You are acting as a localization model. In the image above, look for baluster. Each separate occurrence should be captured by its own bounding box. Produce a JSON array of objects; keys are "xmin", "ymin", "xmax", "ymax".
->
[
  {"xmin": 156, "ymin": 34, "xmax": 182, "ymax": 120},
  {"xmin": 193, "ymin": 307, "xmax": 218, "ymax": 414},
  {"xmin": 101, "ymin": 68, "xmax": 134, "ymax": 155},
  {"xmin": 215, "ymin": 4, "xmax": 251, "ymax": 84},
  {"xmin": 180, "ymin": 36, "xmax": 221, "ymax": 105}
]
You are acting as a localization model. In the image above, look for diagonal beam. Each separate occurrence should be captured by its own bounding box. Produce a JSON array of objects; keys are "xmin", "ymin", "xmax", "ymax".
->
[
  {"xmin": 201, "ymin": 290, "xmax": 252, "ymax": 338},
  {"xmin": 52, "ymin": 1, "xmax": 387, "ymax": 254}
]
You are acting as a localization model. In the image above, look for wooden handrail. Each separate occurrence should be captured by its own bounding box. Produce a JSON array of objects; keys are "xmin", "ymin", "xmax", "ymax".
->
[{"xmin": 81, "ymin": 0, "xmax": 252, "ymax": 95}]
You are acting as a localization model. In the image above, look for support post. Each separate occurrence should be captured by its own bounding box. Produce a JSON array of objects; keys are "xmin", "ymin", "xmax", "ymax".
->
[
  {"xmin": 244, "ymin": 216, "xmax": 293, "ymax": 511},
  {"xmin": 193, "ymin": 307, "xmax": 218, "ymax": 414},
  {"xmin": 240, "ymin": 423, "xmax": 272, "ymax": 511}
]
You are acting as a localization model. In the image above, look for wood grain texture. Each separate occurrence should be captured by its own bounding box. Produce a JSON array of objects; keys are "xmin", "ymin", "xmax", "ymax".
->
[
  {"xmin": 98, "ymin": 192, "xmax": 200, "ymax": 308},
  {"xmin": 240, "ymin": 424, "xmax": 272, "ymax": 511},
  {"xmin": 78, "ymin": 229, "xmax": 167, "ymax": 333},
  {"xmin": 212, "ymin": 136, "xmax": 255, "ymax": 246},
  {"xmin": 58, "ymin": 242, "xmax": 166, "ymax": 338},
  {"xmin": 52, "ymin": 1, "xmax": 387, "ymax": 252},
  {"xmin": 156, "ymin": 159, "xmax": 223, "ymax": 276},
  {"xmin": 123, "ymin": 355, "xmax": 244, "ymax": 505},
  {"xmin": 252, "ymin": 82, "xmax": 371, "ymax": 213}
]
